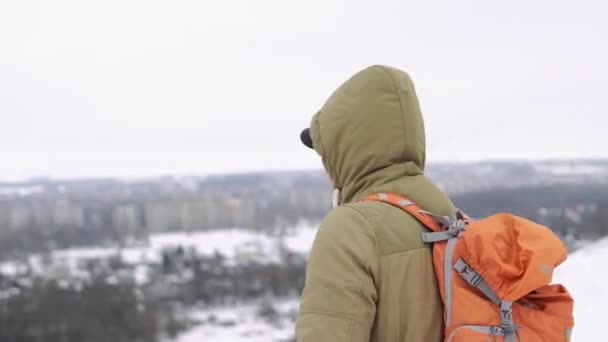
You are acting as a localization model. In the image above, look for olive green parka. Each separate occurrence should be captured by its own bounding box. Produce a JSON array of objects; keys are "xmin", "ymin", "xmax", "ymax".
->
[{"xmin": 296, "ymin": 65, "xmax": 455, "ymax": 342}]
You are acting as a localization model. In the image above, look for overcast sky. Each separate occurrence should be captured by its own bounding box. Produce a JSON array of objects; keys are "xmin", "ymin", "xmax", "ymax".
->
[{"xmin": 1, "ymin": 0, "xmax": 606, "ymax": 181}]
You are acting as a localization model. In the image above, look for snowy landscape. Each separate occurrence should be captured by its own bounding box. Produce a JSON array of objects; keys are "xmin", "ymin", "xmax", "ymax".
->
[
  {"xmin": 1, "ymin": 224, "xmax": 604, "ymax": 341},
  {"xmin": 0, "ymin": 224, "xmax": 318, "ymax": 341},
  {"xmin": 1, "ymin": 162, "xmax": 607, "ymax": 341},
  {"xmin": 0, "ymin": 223, "xmax": 318, "ymax": 283}
]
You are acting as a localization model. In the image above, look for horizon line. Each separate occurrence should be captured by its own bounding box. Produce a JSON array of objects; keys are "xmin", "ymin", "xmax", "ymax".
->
[{"xmin": 1, "ymin": 157, "xmax": 607, "ymax": 185}]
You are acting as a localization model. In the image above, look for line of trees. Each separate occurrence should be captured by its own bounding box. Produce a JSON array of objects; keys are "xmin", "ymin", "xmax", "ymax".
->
[
  {"xmin": 0, "ymin": 246, "xmax": 308, "ymax": 342},
  {"xmin": 0, "ymin": 281, "xmax": 172, "ymax": 342},
  {"xmin": 583, "ymin": 201, "xmax": 608, "ymax": 237}
]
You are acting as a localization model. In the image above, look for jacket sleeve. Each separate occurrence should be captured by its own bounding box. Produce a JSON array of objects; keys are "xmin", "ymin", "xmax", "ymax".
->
[{"xmin": 296, "ymin": 205, "xmax": 379, "ymax": 342}]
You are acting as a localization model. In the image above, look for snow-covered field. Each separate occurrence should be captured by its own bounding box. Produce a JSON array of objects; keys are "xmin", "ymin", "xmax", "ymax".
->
[
  {"xmin": 174, "ymin": 298, "xmax": 299, "ymax": 342},
  {"xmin": 553, "ymin": 237, "xmax": 608, "ymax": 341},
  {"xmin": 0, "ymin": 222, "xmax": 319, "ymax": 282}
]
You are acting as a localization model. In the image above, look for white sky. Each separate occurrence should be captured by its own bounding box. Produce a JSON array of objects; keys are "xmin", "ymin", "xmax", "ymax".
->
[{"xmin": 0, "ymin": 0, "xmax": 606, "ymax": 181}]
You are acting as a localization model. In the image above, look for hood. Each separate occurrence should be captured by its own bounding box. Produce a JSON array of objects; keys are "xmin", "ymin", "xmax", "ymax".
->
[{"xmin": 309, "ymin": 65, "xmax": 427, "ymax": 204}]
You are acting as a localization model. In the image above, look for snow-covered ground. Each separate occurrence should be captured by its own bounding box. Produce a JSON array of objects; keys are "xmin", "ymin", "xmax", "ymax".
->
[
  {"xmin": 174, "ymin": 298, "xmax": 299, "ymax": 342},
  {"xmin": 553, "ymin": 236, "xmax": 608, "ymax": 341},
  {"xmin": 0, "ymin": 222, "xmax": 319, "ymax": 281}
]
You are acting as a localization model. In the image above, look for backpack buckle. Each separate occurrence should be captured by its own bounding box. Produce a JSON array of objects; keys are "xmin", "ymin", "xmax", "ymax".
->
[
  {"xmin": 447, "ymin": 220, "xmax": 466, "ymax": 237},
  {"xmin": 419, "ymin": 211, "xmax": 468, "ymax": 232},
  {"xmin": 489, "ymin": 326, "xmax": 504, "ymax": 336},
  {"xmin": 489, "ymin": 325, "xmax": 520, "ymax": 336},
  {"xmin": 500, "ymin": 324, "xmax": 520, "ymax": 334}
]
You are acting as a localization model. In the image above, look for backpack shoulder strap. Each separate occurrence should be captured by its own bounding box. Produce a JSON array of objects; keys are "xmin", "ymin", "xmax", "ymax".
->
[{"xmin": 360, "ymin": 192, "xmax": 469, "ymax": 243}]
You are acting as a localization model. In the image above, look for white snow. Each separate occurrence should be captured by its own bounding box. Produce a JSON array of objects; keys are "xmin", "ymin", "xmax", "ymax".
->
[
  {"xmin": 0, "ymin": 262, "xmax": 19, "ymax": 276},
  {"xmin": 121, "ymin": 248, "xmax": 150, "ymax": 264},
  {"xmin": 52, "ymin": 247, "xmax": 121, "ymax": 263},
  {"xmin": 133, "ymin": 264, "xmax": 149, "ymax": 285},
  {"xmin": 553, "ymin": 236, "xmax": 608, "ymax": 341},
  {"xmin": 534, "ymin": 163, "xmax": 608, "ymax": 176},
  {"xmin": 130, "ymin": 224, "xmax": 317, "ymax": 266},
  {"xmin": 1, "ymin": 224, "xmax": 320, "ymax": 283},
  {"xmin": 148, "ymin": 229, "xmax": 277, "ymax": 261},
  {"xmin": 283, "ymin": 224, "xmax": 318, "ymax": 255},
  {"xmin": 173, "ymin": 298, "xmax": 299, "ymax": 342}
]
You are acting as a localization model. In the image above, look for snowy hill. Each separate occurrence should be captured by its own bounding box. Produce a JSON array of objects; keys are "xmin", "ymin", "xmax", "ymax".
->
[{"xmin": 553, "ymin": 237, "xmax": 608, "ymax": 341}]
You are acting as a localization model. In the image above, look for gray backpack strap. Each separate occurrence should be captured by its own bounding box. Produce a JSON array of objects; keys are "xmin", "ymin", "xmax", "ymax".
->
[
  {"xmin": 454, "ymin": 258, "xmax": 521, "ymax": 341},
  {"xmin": 454, "ymin": 258, "xmax": 500, "ymax": 305},
  {"xmin": 500, "ymin": 301, "xmax": 520, "ymax": 342}
]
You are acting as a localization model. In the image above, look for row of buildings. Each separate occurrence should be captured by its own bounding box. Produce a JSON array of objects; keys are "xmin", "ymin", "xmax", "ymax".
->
[{"xmin": 0, "ymin": 173, "xmax": 332, "ymax": 239}]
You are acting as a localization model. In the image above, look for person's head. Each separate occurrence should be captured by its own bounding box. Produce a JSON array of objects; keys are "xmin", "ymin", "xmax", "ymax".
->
[{"xmin": 300, "ymin": 65, "xmax": 426, "ymax": 205}]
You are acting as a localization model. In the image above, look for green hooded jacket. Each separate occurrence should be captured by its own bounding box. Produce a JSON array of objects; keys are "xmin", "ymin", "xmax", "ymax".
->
[{"xmin": 296, "ymin": 65, "xmax": 455, "ymax": 341}]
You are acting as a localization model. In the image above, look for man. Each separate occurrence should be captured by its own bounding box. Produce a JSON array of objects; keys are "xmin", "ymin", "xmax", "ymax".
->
[{"xmin": 296, "ymin": 65, "xmax": 455, "ymax": 341}]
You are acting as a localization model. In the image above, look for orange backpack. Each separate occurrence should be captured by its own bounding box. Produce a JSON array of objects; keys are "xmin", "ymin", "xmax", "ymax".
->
[{"xmin": 363, "ymin": 193, "xmax": 574, "ymax": 342}]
